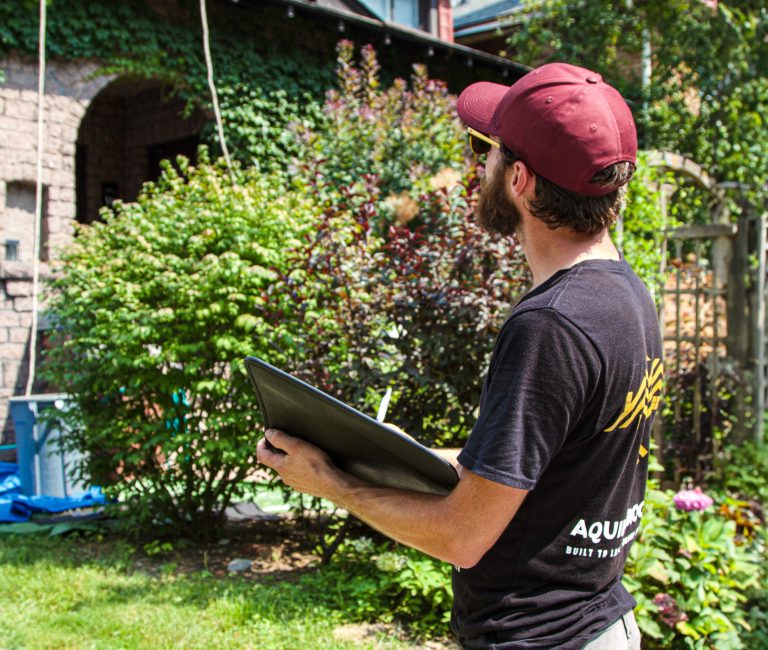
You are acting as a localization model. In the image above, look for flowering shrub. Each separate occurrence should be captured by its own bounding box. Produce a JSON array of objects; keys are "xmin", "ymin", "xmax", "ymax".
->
[
  {"xmin": 273, "ymin": 43, "xmax": 529, "ymax": 447},
  {"xmin": 294, "ymin": 40, "xmax": 466, "ymax": 203},
  {"xmin": 373, "ymin": 181, "xmax": 529, "ymax": 446},
  {"xmin": 623, "ymin": 483, "xmax": 762, "ymax": 648},
  {"xmin": 320, "ymin": 476, "xmax": 765, "ymax": 644},
  {"xmin": 652, "ymin": 593, "xmax": 689, "ymax": 629},
  {"xmin": 270, "ymin": 174, "xmax": 528, "ymax": 447}
]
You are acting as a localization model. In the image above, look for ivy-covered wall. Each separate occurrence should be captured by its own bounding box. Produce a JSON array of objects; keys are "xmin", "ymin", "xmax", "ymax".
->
[{"xmin": 0, "ymin": 0, "xmax": 521, "ymax": 168}]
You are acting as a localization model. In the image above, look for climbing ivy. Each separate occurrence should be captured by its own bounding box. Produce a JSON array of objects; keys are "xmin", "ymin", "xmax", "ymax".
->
[{"xmin": 0, "ymin": 0, "xmax": 335, "ymax": 170}]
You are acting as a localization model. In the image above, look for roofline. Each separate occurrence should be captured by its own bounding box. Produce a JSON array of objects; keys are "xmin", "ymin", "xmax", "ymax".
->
[
  {"xmin": 453, "ymin": 3, "xmax": 523, "ymax": 29},
  {"xmin": 233, "ymin": 0, "xmax": 531, "ymax": 74},
  {"xmin": 455, "ymin": 21, "xmax": 507, "ymax": 38}
]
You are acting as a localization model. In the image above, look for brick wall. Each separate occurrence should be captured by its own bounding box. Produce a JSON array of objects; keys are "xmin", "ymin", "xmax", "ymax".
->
[
  {"xmin": 0, "ymin": 57, "xmax": 203, "ymax": 457},
  {"xmin": 0, "ymin": 57, "xmax": 110, "ymax": 455}
]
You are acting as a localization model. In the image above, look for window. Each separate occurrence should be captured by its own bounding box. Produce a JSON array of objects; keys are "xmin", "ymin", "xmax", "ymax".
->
[
  {"xmin": 3, "ymin": 181, "xmax": 49, "ymax": 262},
  {"xmin": 4, "ymin": 240, "xmax": 19, "ymax": 261},
  {"xmin": 359, "ymin": 0, "xmax": 422, "ymax": 29}
]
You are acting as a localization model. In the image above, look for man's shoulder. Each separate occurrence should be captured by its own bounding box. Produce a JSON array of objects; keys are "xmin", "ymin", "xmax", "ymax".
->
[
  {"xmin": 514, "ymin": 260, "xmax": 653, "ymax": 325},
  {"xmin": 495, "ymin": 303, "xmax": 601, "ymax": 369}
]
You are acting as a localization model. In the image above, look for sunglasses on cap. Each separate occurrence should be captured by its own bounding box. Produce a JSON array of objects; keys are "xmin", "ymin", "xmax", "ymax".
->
[{"xmin": 467, "ymin": 127, "xmax": 500, "ymax": 156}]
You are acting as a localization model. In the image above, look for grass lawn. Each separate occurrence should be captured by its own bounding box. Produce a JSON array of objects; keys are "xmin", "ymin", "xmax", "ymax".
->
[{"xmin": 0, "ymin": 521, "xmax": 445, "ymax": 650}]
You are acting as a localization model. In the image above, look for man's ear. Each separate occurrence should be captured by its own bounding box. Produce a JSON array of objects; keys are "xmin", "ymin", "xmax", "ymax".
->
[{"xmin": 507, "ymin": 160, "xmax": 535, "ymax": 198}]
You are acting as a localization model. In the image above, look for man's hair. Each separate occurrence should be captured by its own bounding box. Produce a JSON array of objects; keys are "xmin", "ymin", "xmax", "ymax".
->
[{"xmin": 501, "ymin": 145, "xmax": 635, "ymax": 236}]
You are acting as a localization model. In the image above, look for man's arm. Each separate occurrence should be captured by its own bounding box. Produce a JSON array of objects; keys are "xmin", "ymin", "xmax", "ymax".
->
[{"xmin": 257, "ymin": 429, "xmax": 527, "ymax": 569}]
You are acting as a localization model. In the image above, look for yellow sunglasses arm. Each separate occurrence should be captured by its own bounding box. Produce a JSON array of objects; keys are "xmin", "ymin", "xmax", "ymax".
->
[{"xmin": 467, "ymin": 127, "xmax": 500, "ymax": 148}]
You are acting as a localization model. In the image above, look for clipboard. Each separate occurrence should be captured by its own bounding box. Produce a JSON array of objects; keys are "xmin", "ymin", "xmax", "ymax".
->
[{"xmin": 244, "ymin": 357, "xmax": 459, "ymax": 495}]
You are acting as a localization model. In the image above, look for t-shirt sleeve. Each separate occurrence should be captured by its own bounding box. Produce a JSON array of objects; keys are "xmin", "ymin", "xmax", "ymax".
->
[{"xmin": 457, "ymin": 308, "xmax": 601, "ymax": 490}]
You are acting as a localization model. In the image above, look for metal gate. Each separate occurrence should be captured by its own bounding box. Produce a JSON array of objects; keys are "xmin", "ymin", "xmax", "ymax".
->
[
  {"xmin": 659, "ymin": 223, "xmax": 735, "ymax": 482},
  {"xmin": 644, "ymin": 152, "xmax": 766, "ymax": 482}
]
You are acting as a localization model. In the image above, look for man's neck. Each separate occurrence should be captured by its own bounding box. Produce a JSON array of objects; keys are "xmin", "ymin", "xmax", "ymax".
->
[{"xmin": 518, "ymin": 218, "xmax": 620, "ymax": 288}]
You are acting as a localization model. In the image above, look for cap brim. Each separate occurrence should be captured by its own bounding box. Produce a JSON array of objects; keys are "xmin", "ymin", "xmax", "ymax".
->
[{"xmin": 457, "ymin": 82, "xmax": 509, "ymax": 134}]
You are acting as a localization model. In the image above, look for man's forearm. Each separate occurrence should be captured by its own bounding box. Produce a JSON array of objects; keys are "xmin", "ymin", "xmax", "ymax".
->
[
  {"xmin": 256, "ymin": 429, "xmax": 528, "ymax": 569},
  {"xmin": 328, "ymin": 472, "xmax": 467, "ymax": 565}
]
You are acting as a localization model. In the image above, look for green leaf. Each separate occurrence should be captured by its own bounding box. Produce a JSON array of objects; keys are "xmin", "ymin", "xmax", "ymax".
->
[
  {"xmin": 676, "ymin": 620, "xmax": 702, "ymax": 640},
  {"xmin": 647, "ymin": 561, "xmax": 670, "ymax": 584}
]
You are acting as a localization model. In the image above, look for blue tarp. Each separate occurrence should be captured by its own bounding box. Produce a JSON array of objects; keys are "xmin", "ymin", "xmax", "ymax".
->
[{"xmin": 0, "ymin": 462, "xmax": 106, "ymax": 523}]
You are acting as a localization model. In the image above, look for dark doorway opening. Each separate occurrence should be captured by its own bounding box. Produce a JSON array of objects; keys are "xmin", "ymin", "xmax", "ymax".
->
[
  {"xmin": 148, "ymin": 135, "xmax": 200, "ymax": 182},
  {"xmin": 76, "ymin": 79, "xmax": 205, "ymax": 225}
]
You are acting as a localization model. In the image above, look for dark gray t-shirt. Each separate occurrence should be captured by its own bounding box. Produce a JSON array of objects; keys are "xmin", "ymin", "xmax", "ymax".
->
[{"xmin": 452, "ymin": 258, "xmax": 662, "ymax": 649}]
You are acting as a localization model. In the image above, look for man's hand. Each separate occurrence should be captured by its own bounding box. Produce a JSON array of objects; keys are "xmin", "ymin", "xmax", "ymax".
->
[{"xmin": 256, "ymin": 428, "xmax": 357, "ymax": 500}]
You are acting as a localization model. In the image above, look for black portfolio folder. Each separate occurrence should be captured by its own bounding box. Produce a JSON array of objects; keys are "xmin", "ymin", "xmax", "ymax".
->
[{"xmin": 244, "ymin": 357, "xmax": 459, "ymax": 495}]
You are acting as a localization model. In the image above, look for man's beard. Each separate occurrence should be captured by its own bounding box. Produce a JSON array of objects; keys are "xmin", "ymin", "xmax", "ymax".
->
[{"xmin": 475, "ymin": 164, "xmax": 522, "ymax": 237}]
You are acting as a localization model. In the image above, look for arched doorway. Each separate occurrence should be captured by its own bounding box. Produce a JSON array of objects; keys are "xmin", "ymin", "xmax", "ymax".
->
[{"xmin": 75, "ymin": 78, "xmax": 206, "ymax": 225}]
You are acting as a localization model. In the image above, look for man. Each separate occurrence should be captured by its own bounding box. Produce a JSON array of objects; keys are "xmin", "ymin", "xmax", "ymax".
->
[{"xmin": 257, "ymin": 62, "xmax": 661, "ymax": 649}]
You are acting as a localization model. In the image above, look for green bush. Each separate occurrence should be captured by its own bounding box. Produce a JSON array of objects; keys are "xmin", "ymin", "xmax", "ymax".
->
[
  {"xmin": 741, "ymin": 580, "xmax": 768, "ymax": 649},
  {"xmin": 714, "ymin": 441, "xmax": 768, "ymax": 507},
  {"xmin": 322, "ymin": 536, "xmax": 452, "ymax": 638},
  {"xmin": 43, "ymin": 151, "xmax": 317, "ymax": 539}
]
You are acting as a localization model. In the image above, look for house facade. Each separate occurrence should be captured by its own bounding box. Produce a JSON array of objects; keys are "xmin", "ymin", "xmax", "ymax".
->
[{"xmin": 0, "ymin": 0, "xmax": 526, "ymax": 456}]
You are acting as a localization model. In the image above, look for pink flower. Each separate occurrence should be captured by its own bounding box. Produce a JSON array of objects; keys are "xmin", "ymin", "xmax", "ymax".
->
[
  {"xmin": 673, "ymin": 487, "xmax": 714, "ymax": 511},
  {"xmin": 653, "ymin": 593, "xmax": 688, "ymax": 627}
]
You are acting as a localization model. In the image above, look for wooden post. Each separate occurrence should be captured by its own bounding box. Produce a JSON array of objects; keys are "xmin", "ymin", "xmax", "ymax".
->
[
  {"xmin": 752, "ymin": 214, "xmax": 767, "ymax": 444},
  {"xmin": 727, "ymin": 216, "xmax": 750, "ymax": 442},
  {"xmin": 652, "ymin": 183, "xmax": 673, "ymax": 474}
]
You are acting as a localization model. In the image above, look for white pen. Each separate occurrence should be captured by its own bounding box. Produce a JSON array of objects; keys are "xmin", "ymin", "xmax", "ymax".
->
[{"xmin": 376, "ymin": 387, "xmax": 393, "ymax": 422}]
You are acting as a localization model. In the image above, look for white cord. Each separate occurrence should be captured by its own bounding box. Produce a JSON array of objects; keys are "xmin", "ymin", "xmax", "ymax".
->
[
  {"xmin": 199, "ymin": 0, "xmax": 235, "ymax": 182},
  {"xmin": 26, "ymin": 0, "xmax": 46, "ymax": 396}
]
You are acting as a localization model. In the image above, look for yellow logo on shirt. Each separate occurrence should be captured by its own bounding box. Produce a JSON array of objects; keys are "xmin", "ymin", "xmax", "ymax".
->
[{"xmin": 604, "ymin": 357, "xmax": 664, "ymax": 432}]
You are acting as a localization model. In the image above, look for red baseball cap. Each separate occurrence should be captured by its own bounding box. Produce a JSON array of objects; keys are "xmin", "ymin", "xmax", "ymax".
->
[{"xmin": 457, "ymin": 62, "xmax": 637, "ymax": 197}]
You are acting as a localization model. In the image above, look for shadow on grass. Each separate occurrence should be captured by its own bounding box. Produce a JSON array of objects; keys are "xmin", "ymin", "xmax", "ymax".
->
[
  {"xmin": 0, "ymin": 530, "xmax": 136, "ymax": 570},
  {"xmin": 0, "ymin": 530, "xmax": 344, "ymax": 622}
]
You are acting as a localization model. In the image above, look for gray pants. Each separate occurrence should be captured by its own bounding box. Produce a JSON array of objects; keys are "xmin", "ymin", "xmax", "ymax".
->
[{"xmin": 582, "ymin": 611, "xmax": 641, "ymax": 649}]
